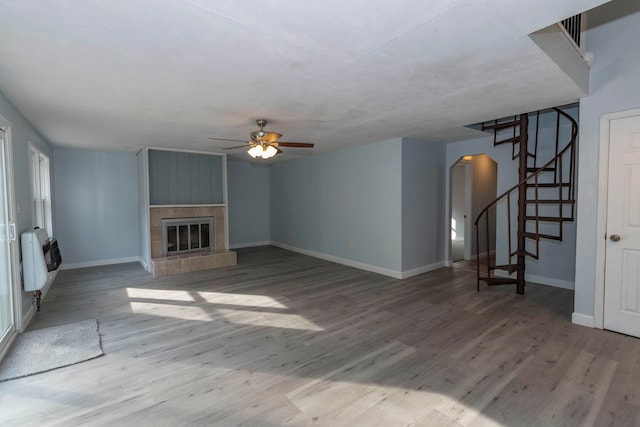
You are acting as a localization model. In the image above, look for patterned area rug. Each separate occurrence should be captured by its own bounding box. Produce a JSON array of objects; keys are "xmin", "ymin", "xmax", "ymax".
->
[{"xmin": 0, "ymin": 318, "xmax": 103, "ymax": 381}]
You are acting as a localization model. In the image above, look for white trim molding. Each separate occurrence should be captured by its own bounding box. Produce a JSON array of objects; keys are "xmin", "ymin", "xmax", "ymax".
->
[
  {"xmin": 229, "ymin": 241, "xmax": 271, "ymax": 249},
  {"xmin": 400, "ymin": 261, "xmax": 447, "ymax": 279},
  {"xmin": 594, "ymin": 108, "xmax": 640, "ymax": 329},
  {"xmin": 572, "ymin": 312, "xmax": 595, "ymax": 328},
  {"xmin": 272, "ymin": 242, "xmax": 403, "ymax": 278},
  {"xmin": 525, "ymin": 274, "xmax": 574, "ymax": 290},
  {"xmin": 146, "ymin": 146, "xmax": 227, "ymax": 157},
  {"xmin": 222, "ymin": 155, "xmax": 230, "ymax": 251},
  {"xmin": 0, "ymin": 115, "xmax": 24, "ymax": 335},
  {"xmin": 271, "ymin": 241, "xmax": 446, "ymax": 280},
  {"xmin": 21, "ymin": 303, "xmax": 36, "ymax": 332},
  {"xmin": 60, "ymin": 256, "xmax": 142, "ymax": 270},
  {"xmin": 495, "ymin": 270, "xmax": 574, "ymax": 290}
]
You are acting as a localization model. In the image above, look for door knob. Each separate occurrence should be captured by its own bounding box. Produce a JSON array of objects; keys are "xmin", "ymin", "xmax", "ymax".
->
[{"xmin": 610, "ymin": 234, "xmax": 621, "ymax": 242}]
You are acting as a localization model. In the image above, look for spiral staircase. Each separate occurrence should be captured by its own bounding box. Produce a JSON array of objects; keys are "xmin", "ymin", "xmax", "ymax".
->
[{"xmin": 474, "ymin": 107, "xmax": 578, "ymax": 294}]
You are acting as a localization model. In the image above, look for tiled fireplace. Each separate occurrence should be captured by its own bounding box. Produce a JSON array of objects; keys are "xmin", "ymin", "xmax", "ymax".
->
[{"xmin": 149, "ymin": 206, "xmax": 236, "ymax": 277}]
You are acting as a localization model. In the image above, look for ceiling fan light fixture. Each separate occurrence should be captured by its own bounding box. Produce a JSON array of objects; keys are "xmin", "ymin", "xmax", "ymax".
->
[
  {"xmin": 248, "ymin": 145, "xmax": 263, "ymax": 158},
  {"xmin": 248, "ymin": 144, "xmax": 277, "ymax": 159},
  {"xmin": 262, "ymin": 145, "xmax": 278, "ymax": 159},
  {"xmin": 210, "ymin": 118, "xmax": 312, "ymax": 158}
]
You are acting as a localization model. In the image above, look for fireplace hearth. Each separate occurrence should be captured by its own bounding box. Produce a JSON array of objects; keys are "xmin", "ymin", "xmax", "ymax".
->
[{"xmin": 149, "ymin": 206, "xmax": 236, "ymax": 277}]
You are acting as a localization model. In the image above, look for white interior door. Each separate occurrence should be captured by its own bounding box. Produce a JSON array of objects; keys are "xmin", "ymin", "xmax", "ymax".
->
[
  {"xmin": 0, "ymin": 126, "xmax": 16, "ymax": 358},
  {"xmin": 604, "ymin": 115, "xmax": 640, "ymax": 337}
]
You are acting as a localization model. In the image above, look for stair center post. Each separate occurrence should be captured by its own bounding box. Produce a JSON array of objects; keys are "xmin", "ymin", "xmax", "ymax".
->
[{"xmin": 516, "ymin": 114, "xmax": 529, "ymax": 294}]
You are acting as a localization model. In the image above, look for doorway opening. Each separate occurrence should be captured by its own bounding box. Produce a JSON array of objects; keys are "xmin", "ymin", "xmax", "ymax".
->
[
  {"xmin": 449, "ymin": 154, "xmax": 498, "ymax": 265},
  {"xmin": 0, "ymin": 118, "xmax": 19, "ymax": 363},
  {"xmin": 593, "ymin": 110, "xmax": 640, "ymax": 337}
]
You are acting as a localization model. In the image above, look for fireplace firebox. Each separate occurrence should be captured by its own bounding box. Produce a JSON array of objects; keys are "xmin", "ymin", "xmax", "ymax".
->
[{"xmin": 161, "ymin": 217, "xmax": 214, "ymax": 256}]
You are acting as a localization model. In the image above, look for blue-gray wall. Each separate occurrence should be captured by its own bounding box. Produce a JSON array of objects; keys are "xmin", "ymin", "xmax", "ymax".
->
[
  {"xmin": 575, "ymin": 3, "xmax": 640, "ymax": 318},
  {"xmin": 227, "ymin": 161, "xmax": 270, "ymax": 246},
  {"xmin": 0, "ymin": 92, "xmax": 53, "ymax": 239},
  {"xmin": 0, "ymin": 91, "xmax": 54, "ymax": 319},
  {"xmin": 53, "ymin": 149, "xmax": 140, "ymax": 266},
  {"xmin": 270, "ymin": 139, "xmax": 403, "ymax": 273},
  {"xmin": 401, "ymin": 139, "xmax": 446, "ymax": 271}
]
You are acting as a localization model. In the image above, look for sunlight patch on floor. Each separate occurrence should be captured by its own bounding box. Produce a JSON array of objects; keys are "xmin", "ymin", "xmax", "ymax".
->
[
  {"xmin": 197, "ymin": 291, "xmax": 287, "ymax": 308},
  {"xmin": 216, "ymin": 308, "xmax": 324, "ymax": 331},
  {"xmin": 124, "ymin": 288, "xmax": 319, "ymax": 329},
  {"xmin": 284, "ymin": 377, "xmax": 506, "ymax": 426},
  {"xmin": 129, "ymin": 302, "xmax": 210, "ymax": 321},
  {"xmin": 126, "ymin": 288, "xmax": 195, "ymax": 302}
]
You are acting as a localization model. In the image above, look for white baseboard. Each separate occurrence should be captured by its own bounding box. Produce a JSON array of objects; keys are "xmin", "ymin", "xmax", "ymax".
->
[
  {"xmin": 21, "ymin": 303, "xmax": 36, "ymax": 332},
  {"xmin": 572, "ymin": 312, "xmax": 595, "ymax": 328},
  {"xmin": 400, "ymin": 261, "xmax": 447, "ymax": 279},
  {"xmin": 271, "ymin": 242, "xmax": 404, "ymax": 279},
  {"xmin": 526, "ymin": 273, "xmax": 575, "ymax": 290},
  {"xmin": 494, "ymin": 270, "xmax": 575, "ymax": 290},
  {"xmin": 271, "ymin": 241, "xmax": 445, "ymax": 280},
  {"xmin": 229, "ymin": 241, "xmax": 271, "ymax": 249},
  {"xmin": 60, "ymin": 256, "xmax": 142, "ymax": 270}
]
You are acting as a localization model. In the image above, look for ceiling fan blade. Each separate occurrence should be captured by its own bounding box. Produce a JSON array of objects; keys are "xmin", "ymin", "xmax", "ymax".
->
[
  {"xmin": 208, "ymin": 137, "xmax": 248, "ymax": 143},
  {"xmin": 275, "ymin": 146, "xmax": 283, "ymax": 154},
  {"xmin": 275, "ymin": 142, "xmax": 314, "ymax": 148},
  {"xmin": 261, "ymin": 132, "xmax": 283, "ymax": 143},
  {"xmin": 223, "ymin": 144, "xmax": 250, "ymax": 150}
]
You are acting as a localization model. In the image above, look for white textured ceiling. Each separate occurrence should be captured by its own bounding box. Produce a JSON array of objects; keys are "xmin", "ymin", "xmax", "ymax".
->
[{"xmin": 0, "ymin": 0, "xmax": 608, "ymax": 161}]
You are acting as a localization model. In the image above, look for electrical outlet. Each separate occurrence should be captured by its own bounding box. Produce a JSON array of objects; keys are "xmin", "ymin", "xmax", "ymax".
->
[{"xmin": 348, "ymin": 240, "xmax": 353, "ymax": 248}]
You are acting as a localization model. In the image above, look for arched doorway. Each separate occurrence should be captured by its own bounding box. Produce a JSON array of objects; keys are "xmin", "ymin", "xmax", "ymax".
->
[{"xmin": 449, "ymin": 154, "xmax": 497, "ymax": 264}]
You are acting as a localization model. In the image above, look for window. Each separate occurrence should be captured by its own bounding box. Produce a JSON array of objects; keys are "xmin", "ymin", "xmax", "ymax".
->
[{"xmin": 29, "ymin": 144, "xmax": 52, "ymax": 236}]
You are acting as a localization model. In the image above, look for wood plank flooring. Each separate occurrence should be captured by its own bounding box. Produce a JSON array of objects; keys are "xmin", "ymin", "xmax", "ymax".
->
[{"xmin": 1, "ymin": 246, "xmax": 639, "ymax": 426}]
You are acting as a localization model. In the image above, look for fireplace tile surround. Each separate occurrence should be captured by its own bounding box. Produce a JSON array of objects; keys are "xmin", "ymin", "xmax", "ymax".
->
[{"xmin": 149, "ymin": 206, "xmax": 236, "ymax": 277}]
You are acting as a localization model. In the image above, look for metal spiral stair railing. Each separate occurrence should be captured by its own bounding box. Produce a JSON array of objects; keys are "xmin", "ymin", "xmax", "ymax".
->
[{"xmin": 474, "ymin": 107, "xmax": 578, "ymax": 294}]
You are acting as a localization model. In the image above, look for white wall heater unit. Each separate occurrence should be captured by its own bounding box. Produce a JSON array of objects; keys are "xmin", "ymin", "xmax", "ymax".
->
[{"xmin": 21, "ymin": 228, "xmax": 62, "ymax": 294}]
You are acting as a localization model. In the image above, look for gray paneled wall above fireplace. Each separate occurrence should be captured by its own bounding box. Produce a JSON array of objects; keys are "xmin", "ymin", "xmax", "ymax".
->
[{"xmin": 148, "ymin": 149, "xmax": 223, "ymax": 205}]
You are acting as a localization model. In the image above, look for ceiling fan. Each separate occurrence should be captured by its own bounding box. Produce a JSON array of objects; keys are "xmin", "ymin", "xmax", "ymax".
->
[{"xmin": 208, "ymin": 119, "xmax": 314, "ymax": 159}]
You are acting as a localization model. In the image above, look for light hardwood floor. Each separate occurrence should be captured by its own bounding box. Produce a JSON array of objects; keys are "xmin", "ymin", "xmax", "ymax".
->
[{"xmin": 1, "ymin": 246, "xmax": 639, "ymax": 426}]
